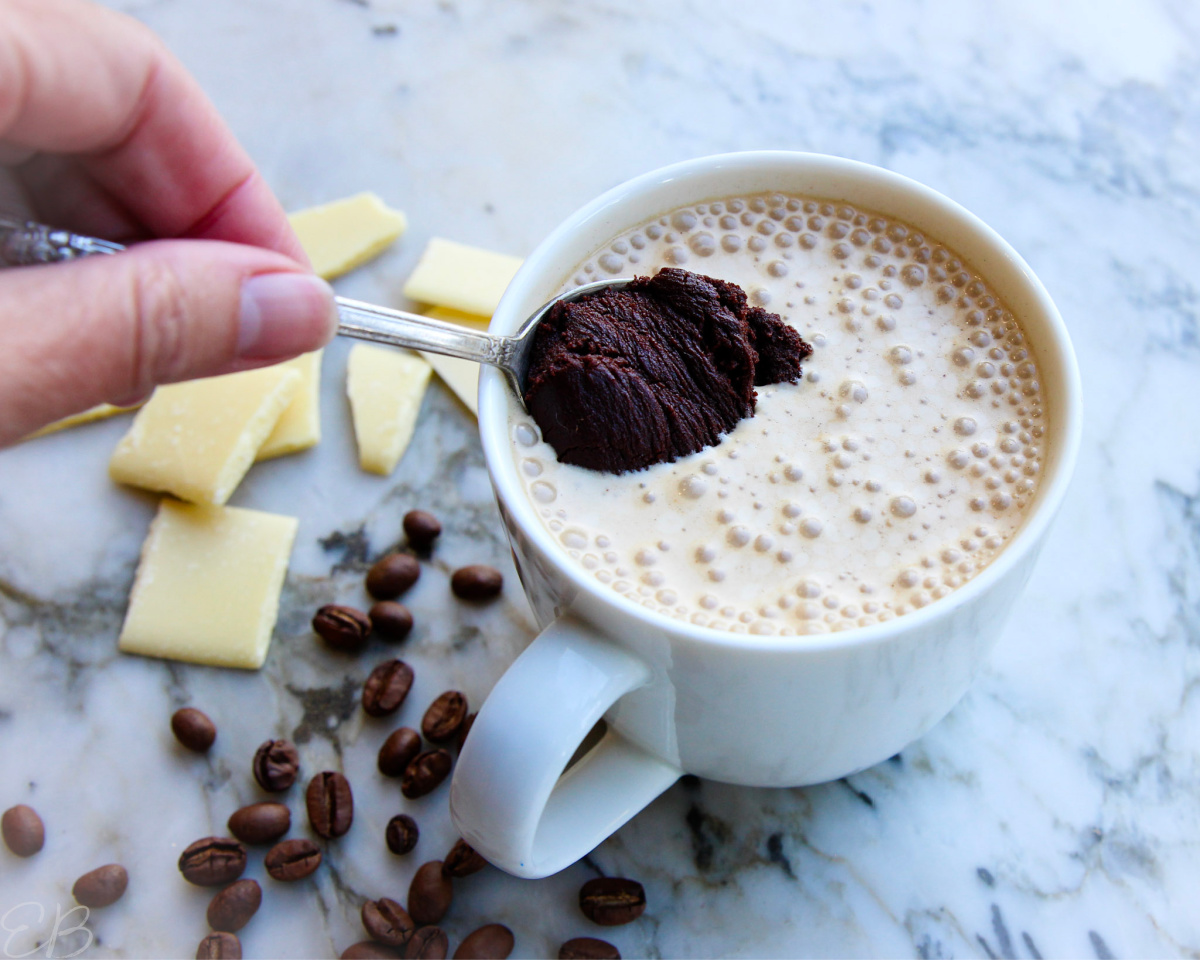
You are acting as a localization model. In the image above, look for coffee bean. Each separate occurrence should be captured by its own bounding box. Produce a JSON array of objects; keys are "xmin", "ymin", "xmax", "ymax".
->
[
  {"xmin": 403, "ymin": 510, "xmax": 442, "ymax": 552},
  {"xmin": 342, "ymin": 943, "xmax": 403, "ymax": 960},
  {"xmin": 457, "ymin": 713, "xmax": 476, "ymax": 752},
  {"xmin": 404, "ymin": 927, "xmax": 449, "ymax": 960},
  {"xmin": 401, "ymin": 750, "xmax": 452, "ymax": 799},
  {"xmin": 253, "ymin": 738, "xmax": 300, "ymax": 792},
  {"xmin": 71, "ymin": 863, "xmax": 128, "ymax": 907},
  {"xmin": 407, "ymin": 860, "xmax": 453, "ymax": 925},
  {"xmin": 197, "ymin": 932, "xmax": 242, "ymax": 960},
  {"xmin": 370, "ymin": 601, "xmax": 414, "ymax": 642},
  {"xmin": 306, "ymin": 771, "xmax": 354, "ymax": 838},
  {"xmin": 578, "ymin": 877, "xmax": 645, "ymax": 926},
  {"xmin": 362, "ymin": 659, "xmax": 415, "ymax": 717},
  {"xmin": 1, "ymin": 804, "xmax": 44, "ymax": 857},
  {"xmin": 452, "ymin": 924, "xmax": 513, "ymax": 959},
  {"xmin": 385, "ymin": 814, "xmax": 420, "ymax": 855},
  {"xmin": 378, "ymin": 727, "xmax": 422, "ymax": 777},
  {"xmin": 442, "ymin": 838, "xmax": 487, "ymax": 878},
  {"xmin": 227, "ymin": 801, "xmax": 291, "ymax": 845},
  {"xmin": 558, "ymin": 938, "xmax": 621, "ymax": 960},
  {"xmin": 422, "ymin": 691, "xmax": 468, "ymax": 743},
  {"xmin": 362, "ymin": 897, "xmax": 415, "ymax": 947},
  {"xmin": 178, "ymin": 837, "xmax": 247, "ymax": 887},
  {"xmin": 450, "ymin": 565, "xmax": 503, "ymax": 601},
  {"xmin": 171, "ymin": 707, "xmax": 216, "ymax": 752},
  {"xmin": 206, "ymin": 878, "xmax": 262, "ymax": 933},
  {"xmin": 264, "ymin": 837, "xmax": 322, "ymax": 881},
  {"xmin": 314, "ymin": 604, "xmax": 372, "ymax": 653},
  {"xmin": 367, "ymin": 553, "xmax": 421, "ymax": 600}
]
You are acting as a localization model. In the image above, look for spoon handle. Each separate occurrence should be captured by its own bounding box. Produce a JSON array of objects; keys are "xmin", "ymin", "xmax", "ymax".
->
[
  {"xmin": 334, "ymin": 296, "xmax": 511, "ymax": 366},
  {"xmin": 0, "ymin": 216, "xmax": 518, "ymax": 372},
  {"xmin": 0, "ymin": 216, "xmax": 125, "ymax": 263}
]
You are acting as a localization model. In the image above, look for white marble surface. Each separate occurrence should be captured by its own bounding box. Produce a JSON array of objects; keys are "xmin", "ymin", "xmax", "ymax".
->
[{"xmin": 2, "ymin": 0, "xmax": 1198, "ymax": 957}]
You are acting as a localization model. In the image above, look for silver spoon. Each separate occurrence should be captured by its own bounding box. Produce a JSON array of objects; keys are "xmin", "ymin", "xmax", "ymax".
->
[{"xmin": 0, "ymin": 216, "xmax": 630, "ymax": 404}]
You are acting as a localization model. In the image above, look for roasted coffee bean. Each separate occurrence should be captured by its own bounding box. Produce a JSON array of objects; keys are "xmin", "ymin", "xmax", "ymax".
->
[
  {"xmin": 401, "ymin": 750, "xmax": 452, "ymax": 799},
  {"xmin": 362, "ymin": 659, "xmax": 415, "ymax": 717},
  {"xmin": 370, "ymin": 601, "xmax": 414, "ymax": 642},
  {"xmin": 404, "ymin": 927, "xmax": 449, "ymax": 960},
  {"xmin": 253, "ymin": 738, "xmax": 300, "ymax": 792},
  {"xmin": 72, "ymin": 864, "xmax": 128, "ymax": 907},
  {"xmin": 1, "ymin": 804, "xmax": 44, "ymax": 857},
  {"xmin": 206, "ymin": 878, "xmax": 262, "ymax": 933},
  {"xmin": 227, "ymin": 801, "xmax": 291, "ymax": 845},
  {"xmin": 450, "ymin": 565, "xmax": 503, "ymax": 601},
  {"xmin": 442, "ymin": 838, "xmax": 487, "ymax": 878},
  {"xmin": 367, "ymin": 553, "xmax": 421, "ymax": 600},
  {"xmin": 578, "ymin": 877, "xmax": 645, "ymax": 926},
  {"xmin": 407, "ymin": 860, "xmax": 453, "ymax": 925},
  {"xmin": 403, "ymin": 510, "xmax": 442, "ymax": 552},
  {"xmin": 342, "ymin": 943, "xmax": 403, "ymax": 960},
  {"xmin": 457, "ymin": 713, "xmax": 476, "ymax": 752},
  {"xmin": 314, "ymin": 604, "xmax": 372, "ymax": 652},
  {"xmin": 422, "ymin": 691, "xmax": 468, "ymax": 743},
  {"xmin": 378, "ymin": 727, "xmax": 422, "ymax": 777},
  {"xmin": 178, "ymin": 837, "xmax": 247, "ymax": 887},
  {"xmin": 171, "ymin": 707, "xmax": 216, "ymax": 752},
  {"xmin": 385, "ymin": 814, "xmax": 420, "ymax": 855},
  {"xmin": 264, "ymin": 837, "xmax": 322, "ymax": 881},
  {"xmin": 362, "ymin": 897, "xmax": 415, "ymax": 947},
  {"xmin": 558, "ymin": 938, "xmax": 621, "ymax": 960},
  {"xmin": 306, "ymin": 771, "xmax": 353, "ymax": 838},
  {"xmin": 452, "ymin": 924, "xmax": 513, "ymax": 959},
  {"xmin": 197, "ymin": 932, "xmax": 242, "ymax": 960}
]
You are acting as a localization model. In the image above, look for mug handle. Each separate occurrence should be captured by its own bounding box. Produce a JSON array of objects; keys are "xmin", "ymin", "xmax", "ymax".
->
[{"xmin": 448, "ymin": 617, "xmax": 682, "ymax": 878}]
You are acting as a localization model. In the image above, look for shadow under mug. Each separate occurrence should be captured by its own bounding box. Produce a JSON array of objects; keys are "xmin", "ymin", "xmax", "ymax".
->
[{"xmin": 449, "ymin": 151, "xmax": 1082, "ymax": 879}]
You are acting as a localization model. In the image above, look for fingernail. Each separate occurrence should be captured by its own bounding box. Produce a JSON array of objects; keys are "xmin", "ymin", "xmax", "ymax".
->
[{"xmin": 237, "ymin": 272, "xmax": 336, "ymax": 360}]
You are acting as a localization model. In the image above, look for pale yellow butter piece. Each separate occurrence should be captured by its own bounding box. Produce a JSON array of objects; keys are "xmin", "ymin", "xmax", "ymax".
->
[
  {"xmin": 403, "ymin": 238, "xmax": 522, "ymax": 316},
  {"xmin": 119, "ymin": 499, "xmax": 297, "ymax": 670},
  {"xmin": 425, "ymin": 305, "xmax": 491, "ymax": 329},
  {"xmin": 109, "ymin": 365, "xmax": 301, "ymax": 505},
  {"xmin": 418, "ymin": 306, "xmax": 488, "ymax": 415},
  {"xmin": 24, "ymin": 402, "xmax": 142, "ymax": 440},
  {"xmin": 419, "ymin": 352, "xmax": 479, "ymax": 416},
  {"xmin": 346, "ymin": 344, "xmax": 432, "ymax": 476},
  {"xmin": 288, "ymin": 192, "xmax": 408, "ymax": 280},
  {"xmin": 256, "ymin": 351, "xmax": 323, "ymax": 461}
]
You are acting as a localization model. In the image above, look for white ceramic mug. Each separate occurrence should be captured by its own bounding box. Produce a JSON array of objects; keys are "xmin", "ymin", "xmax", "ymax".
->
[{"xmin": 449, "ymin": 152, "xmax": 1082, "ymax": 879}]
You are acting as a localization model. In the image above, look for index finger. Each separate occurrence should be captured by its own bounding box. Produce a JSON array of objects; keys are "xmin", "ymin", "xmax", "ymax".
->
[{"xmin": 0, "ymin": 0, "xmax": 305, "ymax": 261}]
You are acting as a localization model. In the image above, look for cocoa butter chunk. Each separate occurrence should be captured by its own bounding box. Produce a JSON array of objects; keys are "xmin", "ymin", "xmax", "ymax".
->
[{"xmin": 524, "ymin": 268, "xmax": 811, "ymax": 474}]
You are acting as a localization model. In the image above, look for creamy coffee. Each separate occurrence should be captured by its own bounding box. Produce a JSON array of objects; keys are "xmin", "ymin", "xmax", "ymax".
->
[{"xmin": 508, "ymin": 193, "xmax": 1047, "ymax": 635}]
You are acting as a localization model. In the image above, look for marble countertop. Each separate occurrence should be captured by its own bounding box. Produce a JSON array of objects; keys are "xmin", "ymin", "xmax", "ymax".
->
[{"xmin": 2, "ymin": 0, "xmax": 1198, "ymax": 957}]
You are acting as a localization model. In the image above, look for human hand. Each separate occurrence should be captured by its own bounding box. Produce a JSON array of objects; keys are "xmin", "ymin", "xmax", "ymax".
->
[{"xmin": 0, "ymin": 0, "xmax": 337, "ymax": 446}]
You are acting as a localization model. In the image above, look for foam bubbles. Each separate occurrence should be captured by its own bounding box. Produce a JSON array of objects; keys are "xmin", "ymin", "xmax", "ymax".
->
[
  {"xmin": 890, "ymin": 496, "xmax": 917, "ymax": 518},
  {"xmin": 680, "ymin": 476, "xmax": 708, "ymax": 499},
  {"xmin": 516, "ymin": 189, "xmax": 1044, "ymax": 633},
  {"xmin": 841, "ymin": 380, "xmax": 868, "ymax": 403},
  {"xmin": 727, "ymin": 526, "xmax": 751, "ymax": 547}
]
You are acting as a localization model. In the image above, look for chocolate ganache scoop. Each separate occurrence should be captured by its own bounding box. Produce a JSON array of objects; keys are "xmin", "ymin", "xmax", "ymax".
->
[{"xmin": 523, "ymin": 267, "xmax": 812, "ymax": 474}]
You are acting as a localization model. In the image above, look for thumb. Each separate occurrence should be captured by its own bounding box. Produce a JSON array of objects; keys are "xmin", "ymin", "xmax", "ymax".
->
[{"xmin": 0, "ymin": 239, "xmax": 338, "ymax": 445}]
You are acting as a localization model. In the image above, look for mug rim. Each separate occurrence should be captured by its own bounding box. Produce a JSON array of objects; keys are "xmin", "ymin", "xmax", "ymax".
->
[{"xmin": 479, "ymin": 150, "xmax": 1082, "ymax": 654}]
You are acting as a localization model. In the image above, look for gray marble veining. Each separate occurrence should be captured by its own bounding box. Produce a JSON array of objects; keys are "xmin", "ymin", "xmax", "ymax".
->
[{"xmin": 1, "ymin": 0, "xmax": 1198, "ymax": 957}]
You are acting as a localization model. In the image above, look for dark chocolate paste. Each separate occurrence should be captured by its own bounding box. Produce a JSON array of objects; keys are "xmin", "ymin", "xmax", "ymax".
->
[{"xmin": 523, "ymin": 267, "xmax": 812, "ymax": 474}]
